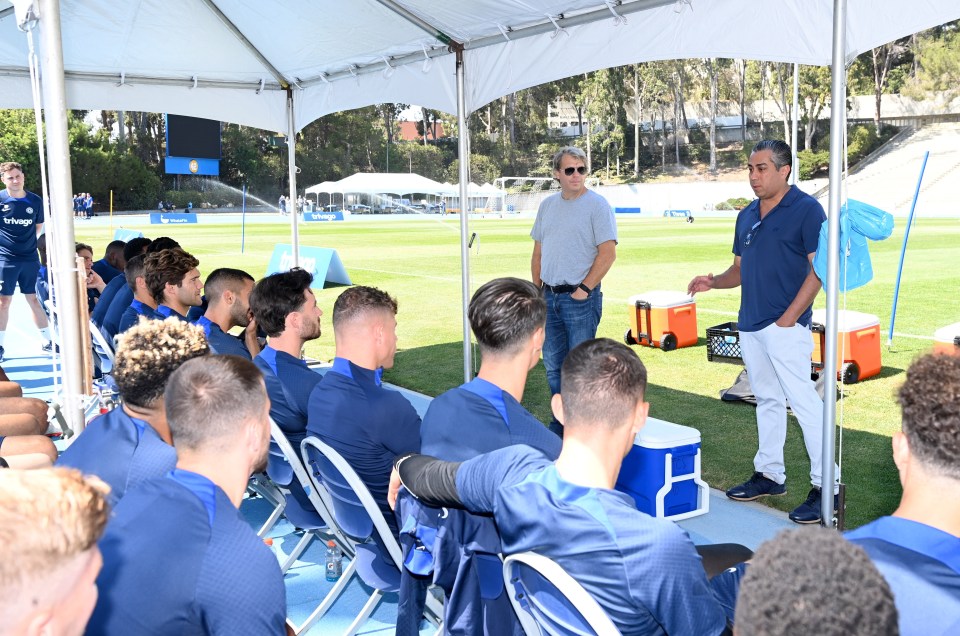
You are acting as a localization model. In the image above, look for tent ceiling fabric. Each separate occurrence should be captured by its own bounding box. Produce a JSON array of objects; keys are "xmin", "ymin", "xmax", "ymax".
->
[{"xmin": 1, "ymin": 1, "xmax": 957, "ymax": 133}]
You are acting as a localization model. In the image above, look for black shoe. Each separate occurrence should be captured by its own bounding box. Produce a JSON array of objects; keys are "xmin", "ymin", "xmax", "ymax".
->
[
  {"xmin": 726, "ymin": 472, "xmax": 787, "ymax": 501},
  {"xmin": 0, "ymin": 345, "xmax": 4, "ymax": 361},
  {"xmin": 789, "ymin": 486, "xmax": 839, "ymax": 524},
  {"xmin": 41, "ymin": 341, "xmax": 59, "ymax": 354}
]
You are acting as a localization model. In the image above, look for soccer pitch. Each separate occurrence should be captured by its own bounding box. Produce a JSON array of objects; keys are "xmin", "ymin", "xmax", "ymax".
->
[{"xmin": 77, "ymin": 213, "xmax": 960, "ymax": 527}]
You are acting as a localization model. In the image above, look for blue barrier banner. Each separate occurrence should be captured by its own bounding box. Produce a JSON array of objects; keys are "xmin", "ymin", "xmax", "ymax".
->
[
  {"xmin": 615, "ymin": 207, "xmax": 642, "ymax": 214},
  {"xmin": 265, "ymin": 244, "xmax": 351, "ymax": 287},
  {"xmin": 302, "ymin": 210, "xmax": 345, "ymax": 222},
  {"xmin": 663, "ymin": 209, "xmax": 691, "ymax": 218},
  {"xmin": 150, "ymin": 212, "xmax": 198, "ymax": 225},
  {"xmin": 114, "ymin": 228, "xmax": 145, "ymax": 241}
]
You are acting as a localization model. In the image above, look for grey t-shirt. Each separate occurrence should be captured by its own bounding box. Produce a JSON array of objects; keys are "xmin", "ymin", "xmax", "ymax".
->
[{"xmin": 530, "ymin": 189, "xmax": 617, "ymax": 286}]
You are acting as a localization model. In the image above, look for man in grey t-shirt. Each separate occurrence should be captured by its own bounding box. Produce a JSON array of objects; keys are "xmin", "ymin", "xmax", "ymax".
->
[{"xmin": 531, "ymin": 146, "xmax": 617, "ymax": 436}]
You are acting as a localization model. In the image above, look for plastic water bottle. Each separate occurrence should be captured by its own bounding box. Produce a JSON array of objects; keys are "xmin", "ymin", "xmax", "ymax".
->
[{"xmin": 325, "ymin": 540, "xmax": 343, "ymax": 581}]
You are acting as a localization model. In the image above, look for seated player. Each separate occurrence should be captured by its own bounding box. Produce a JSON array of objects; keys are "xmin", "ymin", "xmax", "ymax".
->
[
  {"xmin": 115, "ymin": 255, "xmax": 159, "ymax": 336},
  {"xmin": 393, "ymin": 339, "xmax": 742, "ymax": 636},
  {"xmin": 76, "ymin": 242, "xmax": 106, "ymax": 313},
  {"xmin": 400, "ymin": 277, "xmax": 561, "ymax": 635},
  {"xmin": 0, "ymin": 467, "xmax": 109, "ymax": 636},
  {"xmin": 88, "ymin": 356, "xmax": 288, "ymax": 635},
  {"xmin": 307, "ymin": 285, "xmax": 420, "ymax": 536},
  {"xmin": 195, "ymin": 268, "xmax": 259, "ymax": 358},
  {"xmin": 847, "ymin": 352, "xmax": 960, "ymax": 634},
  {"xmin": 143, "ymin": 247, "xmax": 202, "ymax": 321},
  {"xmin": 97, "ymin": 237, "xmax": 151, "ymax": 339},
  {"xmin": 58, "ymin": 318, "xmax": 209, "ymax": 502},
  {"xmin": 737, "ymin": 528, "xmax": 898, "ymax": 636},
  {"xmin": 250, "ymin": 268, "xmax": 323, "ymax": 449},
  {"xmin": 92, "ymin": 240, "xmax": 126, "ymax": 284}
]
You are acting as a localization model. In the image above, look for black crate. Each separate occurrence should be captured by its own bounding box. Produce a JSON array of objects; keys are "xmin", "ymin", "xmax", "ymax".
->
[{"xmin": 706, "ymin": 322, "xmax": 742, "ymax": 363}]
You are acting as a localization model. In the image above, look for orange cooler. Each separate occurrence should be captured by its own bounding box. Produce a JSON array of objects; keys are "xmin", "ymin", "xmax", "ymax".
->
[
  {"xmin": 811, "ymin": 309, "xmax": 881, "ymax": 384},
  {"xmin": 625, "ymin": 291, "xmax": 697, "ymax": 351},
  {"xmin": 933, "ymin": 322, "xmax": 960, "ymax": 355}
]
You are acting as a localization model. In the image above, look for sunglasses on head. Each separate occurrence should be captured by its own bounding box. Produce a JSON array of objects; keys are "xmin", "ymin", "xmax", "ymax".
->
[{"xmin": 562, "ymin": 166, "xmax": 587, "ymax": 176}]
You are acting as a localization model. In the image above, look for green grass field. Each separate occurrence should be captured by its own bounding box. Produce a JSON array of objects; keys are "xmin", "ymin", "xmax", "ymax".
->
[{"xmin": 78, "ymin": 213, "xmax": 960, "ymax": 528}]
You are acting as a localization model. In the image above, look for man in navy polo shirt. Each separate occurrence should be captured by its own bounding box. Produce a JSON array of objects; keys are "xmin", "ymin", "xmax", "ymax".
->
[
  {"xmin": 688, "ymin": 139, "xmax": 836, "ymax": 524},
  {"xmin": 0, "ymin": 161, "xmax": 52, "ymax": 360},
  {"xmin": 392, "ymin": 339, "xmax": 740, "ymax": 636},
  {"xmin": 92, "ymin": 240, "xmax": 126, "ymax": 284},
  {"xmin": 103, "ymin": 237, "xmax": 153, "ymax": 339},
  {"xmin": 88, "ymin": 355, "xmax": 288, "ymax": 635},
  {"xmin": 195, "ymin": 268, "xmax": 260, "ymax": 358},
  {"xmin": 143, "ymin": 247, "xmax": 203, "ymax": 321},
  {"xmin": 250, "ymin": 267, "xmax": 324, "ymax": 449},
  {"xmin": 307, "ymin": 285, "xmax": 420, "ymax": 537},
  {"xmin": 847, "ymin": 353, "xmax": 960, "ymax": 634},
  {"xmin": 58, "ymin": 318, "xmax": 210, "ymax": 503}
]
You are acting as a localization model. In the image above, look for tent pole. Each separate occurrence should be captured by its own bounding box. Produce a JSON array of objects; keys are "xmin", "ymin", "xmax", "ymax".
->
[
  {"xmin": 790, "ymin": 63, "xmax": 800, "ymax": 185},
  {"xmin": 36, "ymin": 0, "xmax": 86, "ymax": 434},
  {"xmin": 820, "ymin": 0, "xmax": 847, "ymax": 528},
  {"xmin": 286, "ymin": 90, "xmax": 300, "ymax": 267},
  {"xmin": 455, "ymin": 47, "xmax": 473, "ymax": 382}
]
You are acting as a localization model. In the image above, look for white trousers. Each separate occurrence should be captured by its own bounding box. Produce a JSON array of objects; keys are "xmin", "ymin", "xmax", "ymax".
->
[{"xmin": 740, "ymin": 322, "xmax": 838, "ymax": 489}]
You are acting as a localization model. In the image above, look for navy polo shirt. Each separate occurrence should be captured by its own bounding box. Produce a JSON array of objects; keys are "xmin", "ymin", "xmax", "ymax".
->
[
  {"xmin": 89, "ymin": 469, "xmax": 287, "ymax": 635},
  {"xmin": 733, "ymin": 185, "xmax": 824, "ymax": 332},
  {"xmin": 0, "ymin": 189, "xmax": 43, "ymax": 260},
  {"xmin": 307, "ymin": 357, "xmax": 421, "ymax": 535},
  {"xmin": 421, "ymin": 377, "xmax": 561, "ymax": 462},
  {"xmin": 117, "ymin": 299, "xmax": 159, "ymax": 336},
  {"xmin": 102, "ymin": 285, "xmax": 135, "ymax": 339},
  {"xmin": 155, "ymin": 304, "xmax": 188, "ymax": 321},
  {"xmin": 57, "ymin": 407, "xmax": 176, "ymax": 504},
  {"xmin": 195, "ymin": 315, "xmax": 251, "ymax": 359},
  {"xmin": 847, "ymin": 516, "xmax": 960, "ymax": 634},
  {"xmin": 255, "ymin": 346, "xmax": 321, "ymax": 447}
]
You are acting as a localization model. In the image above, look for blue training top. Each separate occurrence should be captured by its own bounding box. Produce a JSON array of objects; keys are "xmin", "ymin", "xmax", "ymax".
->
[
  {"xmin": 733, "ymin": 185, "xmax": 824, "ymax": 332},
  {"xmin": 255, "ymin": 345, "xmax": 322, "ymax": 447},
  {"xmin": 847, "ymin": 516, "xmax": 960, "ymax": 635},
  {"xmin": 456, "ymin": 445, "xmax": 732, "ymax": 636},
  {"xmin": 89, "ymin": 469, "xmax": 287, "ymax": 635},
  {"xmin": 195, "ymin": 315, "xmax": 251, "ymax": 358},
  {"xmin": 57, "ymin": 407, "xmax": 176, "ymax": 504},
  {"xmin": 0, "ymin": 189, "xmax": 43, "ymax": 260},
  {"xmin": 307, "ymin": 356, "xmax": 421, "ymax": 535},
  {"xmin": 91, "ymin": 274, "xmax": 126, "ymax": 327}
]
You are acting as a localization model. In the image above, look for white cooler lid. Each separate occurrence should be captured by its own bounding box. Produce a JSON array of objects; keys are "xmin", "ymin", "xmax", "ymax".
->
[
  {"xmin": 626, "ymin": 291, "xmax": 694, "ymax": 309},
  {"xmin": 633, "ymin": 417, "xmax": 701, "ymax": 449},
  {"xmin": 934, "ymin": 322, "xmax": 960, "ymax": 342},
  {"xmin": 811, "ymin": 309, "xmax": 879, "ymax": 331}
]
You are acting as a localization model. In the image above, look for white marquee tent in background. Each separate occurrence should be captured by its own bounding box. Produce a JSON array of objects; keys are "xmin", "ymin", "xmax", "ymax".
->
[{"xmin": 2, "ymin": 0, "xmax": 959, "ymax": 523}]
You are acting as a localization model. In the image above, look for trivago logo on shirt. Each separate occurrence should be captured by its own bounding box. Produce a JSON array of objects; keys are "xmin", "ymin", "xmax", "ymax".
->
[{"xmin": 3, "ymin": 216, "xmax": 33, "ymax": 226}]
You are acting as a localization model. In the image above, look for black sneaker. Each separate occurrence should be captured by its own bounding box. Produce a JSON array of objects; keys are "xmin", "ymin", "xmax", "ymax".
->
[
  {"xmin": 789, "ymin": 486, "xmax": 839, "ymax": 524},
  {"xmin": 41, "ymin": 341, "xmax": 59, "ymax": 354},
  {"xmin": 0, "ymin": 345, "xmax": 4, "ymax": 361},
  {"xmin": 726, "ymin": 472, "xmax": 787, "ymax": 501}
]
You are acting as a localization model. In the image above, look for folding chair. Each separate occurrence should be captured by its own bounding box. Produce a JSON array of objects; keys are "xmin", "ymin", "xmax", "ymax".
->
[
  {"xmin": 301, "ymin": 436, "xmax": 443, "ymax": 636},
  {"xmin": 502, "ymin": 552, "xmax": 621, "ymax": 636},
  {"xmin": 89, "ymin": 319, "xmax": 116, "ymax": 374},
  {"xmin": 247, "ymin": 471, "xmax": 286, "ymax": 539},
  {"xmin": 265, "ymin": 420, "xmax": 357, "ymax": 635}
]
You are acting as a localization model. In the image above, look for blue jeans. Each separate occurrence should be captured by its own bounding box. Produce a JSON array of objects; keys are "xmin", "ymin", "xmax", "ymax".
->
[{"xmin": 542, "ymin": 286, "xmax": 603, "ymax": 430}]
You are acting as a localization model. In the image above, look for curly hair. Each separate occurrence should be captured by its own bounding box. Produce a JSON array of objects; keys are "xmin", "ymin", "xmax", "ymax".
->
[
  {"xmin": 468, "ymin": 277, "xmax": 545, "ymax": 356},
  {"xmin": 737, "ymin": 528, "xmax": 898, "ymax": 636},
  {"xmin": 249, "ymin": 267, "xmax": 314, "ymax": 337},
  {"xmin": 143, "ymin": 247, "xmax": 199, "ymax": 304},
  {"xmin": 898, "ymin": 352, "xmax": 960, "ymax": 479},
  {"xmin": 113, "ymin": 317, "xmax": 210, "ymax": 408},
  {"xmin": 332, "ymin": 285, "xmax": 397, "ymax": 331},
  {"xmin": 0, "ymin": 468, "xmax": 109, "ymax": 614}
]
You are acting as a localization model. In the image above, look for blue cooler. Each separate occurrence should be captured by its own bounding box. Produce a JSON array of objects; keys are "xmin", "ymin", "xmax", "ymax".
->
[{"xmin": 615, "ymin": 418, "xmax": 710, "ymax": 521}]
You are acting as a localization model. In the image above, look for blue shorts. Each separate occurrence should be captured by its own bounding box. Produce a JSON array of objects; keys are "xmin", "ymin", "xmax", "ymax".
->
[{"xmin": 0, "ymin": 259, "xmax": 41, "ymax": 296}]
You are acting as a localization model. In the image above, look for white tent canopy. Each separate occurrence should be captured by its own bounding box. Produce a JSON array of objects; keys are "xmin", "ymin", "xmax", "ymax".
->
[
  {"xmin": 306, "ymin": 172, "xmax": 451, "ymax": 197},
  {"xmin": 1, "ymin": 1, "xmax": 956, "ymax": 131}
]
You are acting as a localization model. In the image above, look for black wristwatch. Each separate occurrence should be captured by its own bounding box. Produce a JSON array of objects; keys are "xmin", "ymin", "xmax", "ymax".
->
[{"xmin": 578, "ymin": 283, "xmax": 592, "ymax": 295}]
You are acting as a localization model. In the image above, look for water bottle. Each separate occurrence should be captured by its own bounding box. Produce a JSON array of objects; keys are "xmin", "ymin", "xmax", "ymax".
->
[{"xmin": 325, "ymin": 540, "xmax": 343, "ymax": 581}]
